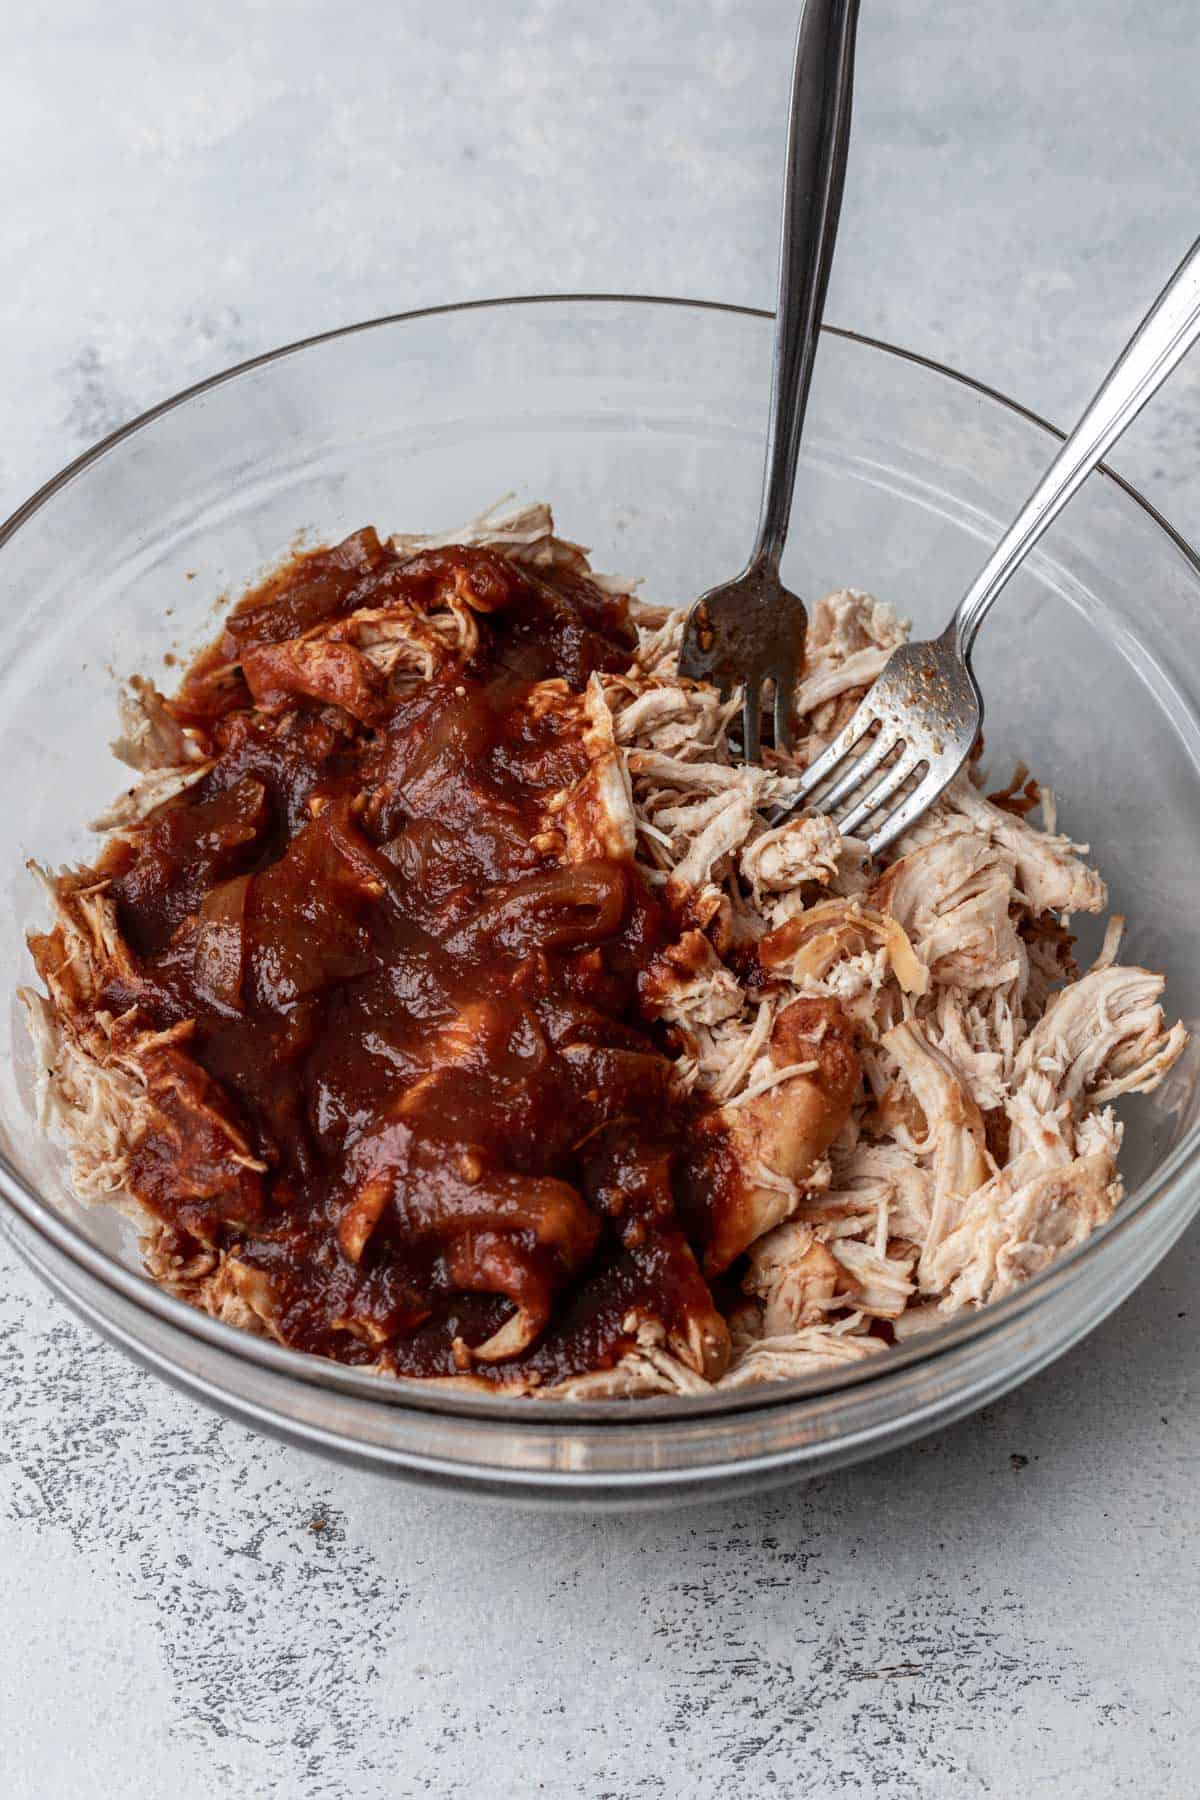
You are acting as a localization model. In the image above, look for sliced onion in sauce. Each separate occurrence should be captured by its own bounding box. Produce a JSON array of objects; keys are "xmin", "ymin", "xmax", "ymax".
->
[
  {"xmin": 449, "ymin": 860, "xmax": 630, "ymax": 956},
  {"xmin": 194, "ymin": 874, "xmax": 250, "ymax": 1011}
]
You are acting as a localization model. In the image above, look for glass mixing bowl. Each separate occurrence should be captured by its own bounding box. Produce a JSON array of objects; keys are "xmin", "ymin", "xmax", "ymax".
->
[{"xmin": 1, "ymin": 297, "xmax": 1198, "ymax": 1509}]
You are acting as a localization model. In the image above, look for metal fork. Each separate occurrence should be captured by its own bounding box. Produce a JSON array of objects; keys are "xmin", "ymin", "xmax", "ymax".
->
[
  {"xmin": 781, "ymin": 233, "xmax": 1200, "ymax": 857},
  {"xmin": 677, "ymin": 0, "xmax": 861, "ymax": 760}
]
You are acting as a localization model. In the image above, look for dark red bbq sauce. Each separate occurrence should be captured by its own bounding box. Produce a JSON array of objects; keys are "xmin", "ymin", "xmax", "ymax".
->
[{"xmin": 94, "ymin": 530, "xmax": 730, "ymax": 1384}]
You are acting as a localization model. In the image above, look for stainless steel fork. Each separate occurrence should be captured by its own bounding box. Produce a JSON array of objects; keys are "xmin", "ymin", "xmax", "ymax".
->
[
  {"xmin": 677, "ymin": 0, "xmax": 861, "ymax": 760},
  {"xmin": 780, "ymin": 232, "xmax": 1200, "ymax": 857}
]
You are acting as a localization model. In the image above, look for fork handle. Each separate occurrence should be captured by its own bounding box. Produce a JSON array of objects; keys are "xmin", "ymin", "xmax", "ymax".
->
[
  {"xmin": 752, "ymin": 0, "xmax": 861, "ymax": 575},
  {"xmin": 954, "ymin": 233, "xmax": 1200, "ymax": 656}
]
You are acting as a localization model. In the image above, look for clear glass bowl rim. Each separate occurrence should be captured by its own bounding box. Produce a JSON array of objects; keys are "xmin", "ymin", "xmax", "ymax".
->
[{"xmin": 3, "ymin": 291, "xmax": 1199, "ymax": 1429}]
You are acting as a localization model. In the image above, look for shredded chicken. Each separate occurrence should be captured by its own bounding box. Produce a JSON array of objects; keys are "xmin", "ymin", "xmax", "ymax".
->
[{"xmin": 22, "ymin": 500, "xmax": 1189, "ymax": 1399}]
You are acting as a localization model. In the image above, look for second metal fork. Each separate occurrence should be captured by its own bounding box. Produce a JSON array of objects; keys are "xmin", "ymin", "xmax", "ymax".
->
[
  {"xmin": 678, "ymin": 0, "xmax": 861, "ymax": 759},
  {"xmin": 779, "ymin": 231, "xmax": 1200, "ymax": 857}
]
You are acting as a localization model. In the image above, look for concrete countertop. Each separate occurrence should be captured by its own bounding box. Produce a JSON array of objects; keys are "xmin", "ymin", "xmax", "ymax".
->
[{"xmin": 2, "ymin": 3, "xmax": 1197, "ymax": 1794}]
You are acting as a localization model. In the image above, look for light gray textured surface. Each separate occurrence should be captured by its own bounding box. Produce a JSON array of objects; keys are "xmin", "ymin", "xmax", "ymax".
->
[{"xmin": 2, "ymin": 3, "xmax": 1198, "ymax": 1795}]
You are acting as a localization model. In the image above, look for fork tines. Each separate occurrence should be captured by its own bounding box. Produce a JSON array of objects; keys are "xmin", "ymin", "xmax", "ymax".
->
[{"xmin": 775, "ymin": 700, "xmax": 933, "ymax": 853}]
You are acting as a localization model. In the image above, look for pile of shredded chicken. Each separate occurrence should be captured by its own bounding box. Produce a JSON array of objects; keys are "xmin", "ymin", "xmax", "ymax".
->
[{"xmin": 22, "ymin": 501, "xmax": 1187, "ymax": 1397}]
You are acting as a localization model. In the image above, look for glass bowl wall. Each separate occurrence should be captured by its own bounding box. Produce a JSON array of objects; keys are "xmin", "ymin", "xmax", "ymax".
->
[{"xmin": 1, "ymin": 299, "xmax": 1197, "ymax": 1505}]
